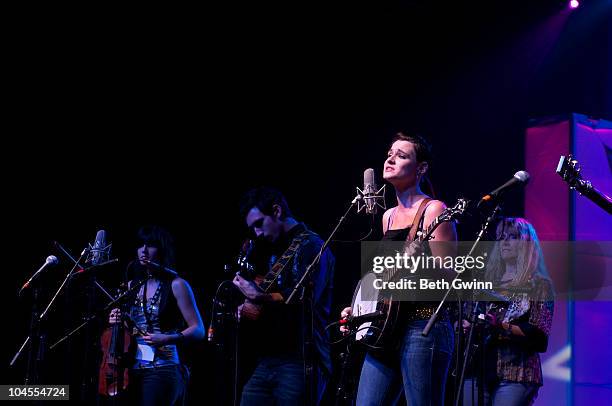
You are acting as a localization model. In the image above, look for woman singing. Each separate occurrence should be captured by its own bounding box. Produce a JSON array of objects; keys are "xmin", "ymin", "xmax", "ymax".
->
[{"xmin": 342, "ymin": 132, "xmax": 457, "ymax": 406}]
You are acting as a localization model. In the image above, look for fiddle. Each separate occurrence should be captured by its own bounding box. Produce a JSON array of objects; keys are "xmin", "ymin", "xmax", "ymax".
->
[{"xmin": 98, "ymin": 285, "xmax": 139, "ymax": 397}]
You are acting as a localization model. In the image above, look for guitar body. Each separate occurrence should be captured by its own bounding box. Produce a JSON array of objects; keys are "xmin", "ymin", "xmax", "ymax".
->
[
  {"xmin": 236, "ymin": 232, "xmax": 309, "ymax": 321},
  {"xmin": 488, "ymin": 290, "xmax": 531, "ymax": 325},
  {"xmin": 238, "ymin": 275, "xmax": 264, "ymax": 321},
  {"xmin": 464, "ymin": 289, "xmax": 531, "ymax": 345}
]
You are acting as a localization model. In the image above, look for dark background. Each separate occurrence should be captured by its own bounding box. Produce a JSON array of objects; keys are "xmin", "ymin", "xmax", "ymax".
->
[{"xmin": 4, "ymin": 1, "xmax": 611, "ymax": 404}]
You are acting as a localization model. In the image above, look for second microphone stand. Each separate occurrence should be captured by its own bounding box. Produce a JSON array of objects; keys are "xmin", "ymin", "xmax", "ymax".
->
[
  {"xmin": 286, "ymin": 189, "xmax": 375, "ymax": 304},
  {"xmin": 9, "ymin": 247, "xmax": 89, "ymax": 385},
  {"xmin": 453, "ymin": 204, "xmax": 501, "ymax": 406}
]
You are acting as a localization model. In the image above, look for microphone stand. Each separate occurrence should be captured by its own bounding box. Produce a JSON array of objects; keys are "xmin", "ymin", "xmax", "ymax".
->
[
  {"xmin": 56, "ymin": 240, "xmax": 123, "ymax": 402},
  {"xmin": 39, "ymin": 248, "xmax": 89, "ymax": 321},
  {"xmin": 420, "ymin": 202, "xmax": 501, "ymax": 406},
  {"xmin": 334, "ymin": 333, "xmax": 357, "ymax": 406},
  {"xmin": 9, "ymin": 247, "xmax": 88, "ymax": 379},
  {"xmin": 454, "ymin": 301, "xmax": 486, "ymax": 406},
  {"xmin": 285, "ymin": 193, "xmax": 366, "ymax": 406},
  {"xmin": 13, "ymin": 262, "xmax": 54, "ymax": 383},
  {"xmin": 286, "ymin": 194, "xmax": 362, "ymax": 304},
  {"xmin": 10, "ymin": 284, "xmax": 42, "ymax": 384},
  {"xmin": 56, "ymin": 241, "xmax": 116, "ymax": 301},
  {"xmin": 454, "ymin": 204, "xmax": 501, "ymax": 406},
  {"xmin": 422, "ymin": 203, "xmax": 500, "ymax": 336},
  {"xmin": 49, "ymin": 277, "xmax": 148, "ymax": 350}
]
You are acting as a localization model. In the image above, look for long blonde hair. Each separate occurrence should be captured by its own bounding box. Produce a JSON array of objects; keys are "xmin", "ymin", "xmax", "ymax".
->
[{"xmin": 485, "ymin": 218, "xmax": 552, "ymax": 287}]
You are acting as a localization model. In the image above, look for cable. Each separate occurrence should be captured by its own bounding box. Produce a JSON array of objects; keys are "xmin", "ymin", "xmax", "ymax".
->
[
  {"xmin": 328, "ymin": 325, "xmax": 385, "ymax": 351},
  {"xmin": 332, "ymin": 213, "xmax": 376, "ymax": 243}
]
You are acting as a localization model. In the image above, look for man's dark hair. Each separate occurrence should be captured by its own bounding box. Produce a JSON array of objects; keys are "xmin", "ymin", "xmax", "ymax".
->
[{"xmin": 239, "ymin": 187, "xmax": 293, "ymax": 220}]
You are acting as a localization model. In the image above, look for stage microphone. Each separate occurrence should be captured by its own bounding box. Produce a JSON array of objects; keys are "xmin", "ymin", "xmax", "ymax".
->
[
  {"xmin": 19, "ymin": 255, "xmax": 59, "ymax": 293},
  {"xmin": 339, "ymin": 310, "xmax": 385, "ymax": 326},
  {"xmin": 356, "ymin": 168, "xmax": 386, "ymax": 214},
  {"xmin": 478, "ymin": 171, "xmax": 530, "ymax": 207},
  {"xmin": 143, "ymin": 260, "xmax": 178, "ymax": 276},
  {"xmin": 87, "ymin": 229, "xmax": 109, "ymax": 265},
  {"xmin": 363, "ymin": 168, "xmax": 377, "ymax": 214}
]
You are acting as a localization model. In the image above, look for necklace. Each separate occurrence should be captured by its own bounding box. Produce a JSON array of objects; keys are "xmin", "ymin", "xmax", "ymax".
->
[{"xmin": 138, "ymin": 280, "xmax": 162, "ymax": 331}]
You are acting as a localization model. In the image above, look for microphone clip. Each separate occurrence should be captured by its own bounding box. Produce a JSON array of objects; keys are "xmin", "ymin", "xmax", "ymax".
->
[
  {"xmin": 355, "ymin": 184, "xmax": 387, "ymax": 214},
  {"xmin": 84, "ymin": 242, "xmax": 112, "ymax": 265}
]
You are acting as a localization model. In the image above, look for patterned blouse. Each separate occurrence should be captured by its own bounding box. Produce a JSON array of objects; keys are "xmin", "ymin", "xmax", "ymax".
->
[{"xmin": 494, "ymin": 278, "xmax": 554, "ymax": 386}]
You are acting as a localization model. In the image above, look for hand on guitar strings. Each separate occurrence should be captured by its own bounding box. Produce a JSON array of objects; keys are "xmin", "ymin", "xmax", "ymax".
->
[
  {"xmin": 323, "ymin": 306, "xmax": 384, "ymax": 350},
  {"xmin": 232, "ymin": 273, "xmax": 265, "ymax": 301},
  {"xmin": 339, "ymin": 307, "xmax": 352, "ymax": 334}
]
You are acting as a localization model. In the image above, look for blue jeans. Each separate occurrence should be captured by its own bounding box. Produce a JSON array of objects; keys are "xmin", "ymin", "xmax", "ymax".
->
[
  {"xmin": 463, "ymin": 379, "xmax": 539, "ymax": 406},
  {"xmin": 356, "ymin": 320, "xmax": 454, "ymax": 406},
  {"xmin": 241, "ymin": 357, "xmax": 306, "ymax": 406},
  {"xmin": 129, "ymin": 364, "xmax": 187, "ymax": 406}
]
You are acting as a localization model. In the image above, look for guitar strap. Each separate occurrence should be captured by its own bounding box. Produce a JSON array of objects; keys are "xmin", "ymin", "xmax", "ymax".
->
[
  {"xmin": 259, "ymin": 227, "xmax": 319, "ymax": 405},
  {"xmin": 259, "ymin": 230, "xmax": 311, "ymax": 294},
  {"xmin": 408, "ymin": 198, "xmax": 432, "ymax": 241}
]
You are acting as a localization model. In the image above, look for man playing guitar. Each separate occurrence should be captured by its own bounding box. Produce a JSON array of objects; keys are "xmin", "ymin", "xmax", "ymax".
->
[{"xmin": 233, "ymin": 187, "xmax": 335, "ymax": 406}]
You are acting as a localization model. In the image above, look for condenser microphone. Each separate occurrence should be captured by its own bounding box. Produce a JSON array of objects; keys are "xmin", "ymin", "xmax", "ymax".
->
[
  {"xmin": 86, "ymin": 229, "xmax": 111, "ymax": 265},
  {"xmin": 363, "ymin": 168, "xmax": 377, "ymax": 214},
  {"xmin": 356, "ymin": 168, "xmax": 386, "ymax": 214}
]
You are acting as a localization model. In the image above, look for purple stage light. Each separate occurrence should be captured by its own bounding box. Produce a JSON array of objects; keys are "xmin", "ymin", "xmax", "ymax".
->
[{"xmin": 569, "ymin": 0, "xmax": 579, "ymax": 9}]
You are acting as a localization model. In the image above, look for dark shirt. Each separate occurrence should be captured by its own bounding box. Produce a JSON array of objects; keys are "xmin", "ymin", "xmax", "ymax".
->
[
  {"xmin": 251, "ymin": 223, "xmax": 334, "ymax": 376},
  {"xmin": 382, "ymin": 227, "xmax": 411, "ymax": 242}
]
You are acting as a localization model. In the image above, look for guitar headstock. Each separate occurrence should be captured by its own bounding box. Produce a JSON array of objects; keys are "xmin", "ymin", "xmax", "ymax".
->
[
  {"xmin": 228, "ymin": 239, "xmax": 257, "ymax": 280},
  {"xmin": 438, "ymin": 198, "xmax": 469, "ymax": 223},
  {"xmin": 557, "ymin": 154, "xmax": 587, "ymax": 191}
]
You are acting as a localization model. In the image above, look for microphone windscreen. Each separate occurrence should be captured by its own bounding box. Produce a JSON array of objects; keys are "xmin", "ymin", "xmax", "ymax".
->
[
  {"xmin": 514, "ymin": 171, "xmax": 530, "ymax": 183},
  {"xmin": 91, "ymin": 229, "xmax": 107, "ymax": 265},
  {"xmin": 364, "ymin": 168, "xmax": 376, "ymax": 192},
  {"xmin": 94, "ymin": 230, "xmax": 106, "ymax": 249}
]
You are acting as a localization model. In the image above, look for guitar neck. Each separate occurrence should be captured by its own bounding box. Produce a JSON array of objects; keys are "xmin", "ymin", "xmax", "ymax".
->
[
  {"xmin": 558, "ymin": 155, "xmax": 612, "ymax": 215},
  {"xmin": 419, "ymin": 217, "xmax": 442, "ymax": 241},
  {"xmin": 258, "ymin": 277, "xmax": 275, "ymax": 293},
  {"xmin": 575, "ymin": 180, "xmax": 612, "ymax": 214}
]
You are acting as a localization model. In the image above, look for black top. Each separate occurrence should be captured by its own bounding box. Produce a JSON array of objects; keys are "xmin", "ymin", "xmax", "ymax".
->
[
  {"xmin": 381, "ymin": 224, "xmax": 446, "ymax": 323},
  {"xmin": 382, "ymin": 227, "xmax": 411, "ymax": 242}
]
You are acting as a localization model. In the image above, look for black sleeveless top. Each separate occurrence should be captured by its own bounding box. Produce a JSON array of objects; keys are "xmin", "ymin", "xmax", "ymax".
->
[
  {"xmin": 383, "ymin": 208, "xmax": 448, "ymax": 322},
  {"xmin": 382, "ymin": 227, "xmax": 411, "ymax": 242}
]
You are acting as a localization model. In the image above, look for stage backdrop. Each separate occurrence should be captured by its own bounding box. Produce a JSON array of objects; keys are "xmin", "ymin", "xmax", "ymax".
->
[{"xmin": 526, "ymin": 113, "xmax": 612, "ymax": 406}]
